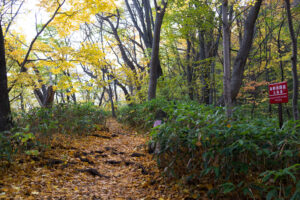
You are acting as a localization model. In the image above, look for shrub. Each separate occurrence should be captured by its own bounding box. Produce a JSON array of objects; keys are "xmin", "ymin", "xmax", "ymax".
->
[
  {"xmin": 119, "ymin": 99, "xmax": 300, "ymax": 199},
  {"xmin": 16, "ymin": 103, "xmax": 107, "ymax": 136},
  {"xmin": 117, "ymin": 98, "xmax": 170, "ymax": 130},
  {"xmin": 0, "ymin": 132, "xmax": 13, "ymax": 161},
  {"xmin": 1, "ymin": 103, "xmax": 107, "ymax": 161}
]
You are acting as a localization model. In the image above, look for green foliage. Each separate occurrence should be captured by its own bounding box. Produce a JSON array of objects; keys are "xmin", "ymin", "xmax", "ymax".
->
[
  {"xmin": 117, "ymin": 98, "xmax": 170, "ymax": 129},
  {"xmin": 119, "ymin": 99, "xmax": 300, "ymax": 199},
  {"xmin": 16, "ymin": 103, "xmax": 107, "ymax": 136},
  {"xmin": 156, "ymin": 75, "xmax": 189, "ymax": 101},
  {"xmin": 0, "ymin": 125, "xmax": 38, "ymax": 161},
  {"xmin": 1, "ymin": 103, "xmax": 107, "ymax": 161},
  {"xmin": 0, "ymin": 132, "xmax": 14, "ymax": 161}
]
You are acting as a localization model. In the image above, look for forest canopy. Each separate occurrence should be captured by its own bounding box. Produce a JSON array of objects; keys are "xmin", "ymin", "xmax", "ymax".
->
[{"xmin": 0, "ymin": 0, "xmax": 298, "ymax": 117}]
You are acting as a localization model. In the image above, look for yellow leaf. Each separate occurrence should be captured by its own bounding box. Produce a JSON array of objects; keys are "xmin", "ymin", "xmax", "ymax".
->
[{"xmin": 31, "ymin": 191, "xmax": 39, "ymax": 195}]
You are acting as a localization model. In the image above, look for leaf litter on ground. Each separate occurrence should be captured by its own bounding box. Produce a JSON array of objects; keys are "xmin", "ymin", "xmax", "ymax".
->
[{"xmin": 0, "ymin": 119, "xmax": 210, "ymax": 199}]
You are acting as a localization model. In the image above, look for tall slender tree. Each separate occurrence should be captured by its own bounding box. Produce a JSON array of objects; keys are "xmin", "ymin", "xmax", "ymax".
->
[
  {"xmin": 222, "ymin": 0, "xmax": 232, "ymax": 117},
  {"xmin": 148, "ymin": 0, "xmax": 168, "ymax": 100},
  {"xmin": 284, "ymin": 0, "xmax": 299, "ymax": 120},
  {"xmin": 0, "ymin": 23, "xmax": 12, "ymax": 132}
]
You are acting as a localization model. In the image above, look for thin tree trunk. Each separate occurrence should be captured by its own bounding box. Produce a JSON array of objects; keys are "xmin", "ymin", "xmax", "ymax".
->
[
  {"xmin": 0, "ymin": 24, "xmax": 12, "ymax": 131},
  {"xmin": 285, "ymin": 0, "xmax": 299, "ymax": 120},
  {"xmin": 210, "ymin": 28, "xmax": 221, "ymax": 105},
  {"xmin": 186, "ymin": 39, "xmax": 194, "ymax": 100},
  {"xmin": 20, "ymin": 92, "xmax": 25, "ymax": 112},
  {"xmin": 222, "ymin": 0, "xmax": 232, "ymax": 118},
  {"xmin": 71, "ymin": 93, "xmax": 76, "ymax": 104},
  {"xmin": 114, "ymin": 79, "xmax": 131, "ymax": 103},
  {"xmin": 114, "ymin": 80, "xmax": 118, "ymax": 103},
  {"xmin": 148, "ymin": 1, "xmax": 167, "ymax": 100},
  {"xmin": 60, "ymin": 92, "xmax": 65, "ymax": 103},
  {"xmin": 107, "ymin": 76, "xmax": 116, "ymax": 118},
  {"xmin": 98, "ymin": 88, "xmax": 106, "ymax": 107},
  {"xmin": 198, "ymin": 31, "xmax": 210, "ymax": 104}
]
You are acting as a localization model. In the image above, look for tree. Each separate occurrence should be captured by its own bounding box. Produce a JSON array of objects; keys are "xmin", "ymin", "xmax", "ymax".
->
[
  {"xmin": 97, "ymin": 11, "xmax": 144, "ymax": 95},
  {"xmin": 125, "ymin": 0, "xmax": 163, "ymax": 77},
  {"xmin": 222, "ymin": 0, "xmax": 232, "ymax": 117},
  {"xmin": 284, "ymin": 0, "xmax": 299, "ymax": 120},
  {"xmin": 0, "ymin": 23, "xmax": 12, "ymax": 131},
  {"xmin": 0, "ymin": 0, "xmax": 24, "ymax": 131},
  {"xmin": 6, "ymin": 0, "xmax": 66, "ymax": 108},
  {"xmin": 148, "ymin": 0, "xmax": 168, "ymax": 100},
  {"xmin": 230, "ymin": 0, "xmax": 263, "ymax": 101}
]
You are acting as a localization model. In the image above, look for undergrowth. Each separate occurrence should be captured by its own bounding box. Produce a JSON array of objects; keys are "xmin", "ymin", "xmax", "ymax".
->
[
  {"xmin": 117, "ymin": 98, "xmax": 169, "ymax": 130},
  {"xmin": 0, "ymin": 103, "xmax": 107, "ymax": 162},
  {"xmin": 118, "ymin": 99, "xmax": 300, "ymax": 199}
]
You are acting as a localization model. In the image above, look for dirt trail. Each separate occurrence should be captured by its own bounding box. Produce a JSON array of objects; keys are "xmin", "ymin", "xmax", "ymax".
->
[{"xmin": 0, "ymin": 119, "xmax": 190, "ymax": 200}]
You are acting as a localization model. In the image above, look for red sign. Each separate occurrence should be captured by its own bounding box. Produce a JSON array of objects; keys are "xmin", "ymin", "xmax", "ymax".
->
[{"xmin": 269, "ymin": 81, "xmax": 288, "ymax": 104}]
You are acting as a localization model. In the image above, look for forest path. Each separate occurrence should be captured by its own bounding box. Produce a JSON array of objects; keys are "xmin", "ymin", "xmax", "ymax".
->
[{"xmin": 0, "ymin": 118, "xmax": 191, "ymax": 199}]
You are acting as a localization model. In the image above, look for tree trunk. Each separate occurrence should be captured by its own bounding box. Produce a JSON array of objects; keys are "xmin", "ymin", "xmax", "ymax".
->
[
  {"xmin": 98, "ymin": 88, "xmax": 106, "ymax": 107},
  {"xmin": 0, "ymin": 23, "xmax": 12, "ymax": 132},
  {"xmin": 114, "ymin": 79, "xmax": 131, "ymax": 103},
  {"xmin": 285, "ymin": 0, "xmax": 299, "ymax": 120},
  {"xmin": 230, "ymin": 0, "xmax": 263, "ymax": 101},
  {"xmin": 60, "ymin": 92, "xmax": 66, "ymax": 103},
  {"xmin": 34, "ymin": 86, "xmax": 55, "ymax": 108},
  {"xmin": 107, "ymin": 76, "xmax": 116, "ymax": 118},
  {"xmin": 210, "ymin": 27, "xmax": 221, "ymax": 105},
  {"xmin": 20, "ymin": 92, "xmax": 25, "ymax": 112},
  {"xmin": 114, "ymin": 80, "xmax": 118, "ymax": 103},
  {"xmin": 186, "ymin": 39, "xmax": 194, "ymax": 100},
  {"xmin": 148, "ymin": 1, "xmax": 167, "ymax": 100},
  {"xmin": 71, "ymin": 93, "xmax": 77, "ymax": 104},
  {"xmin": 222, "ymin": 0, "xmax": 232, "ymax": 118},
  {"xmin": 198, "ymin": 31, "xmax": 210, "ymax": 104},
  {"xmin": 125, "ymin": 0, "xmax": 163, "ymax": 78}
]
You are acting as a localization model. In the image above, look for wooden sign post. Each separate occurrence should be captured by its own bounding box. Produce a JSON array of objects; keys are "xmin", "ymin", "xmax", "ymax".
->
[{"xmin": 269, "ymin": 81, "xmax": 288, "ymax": 128}]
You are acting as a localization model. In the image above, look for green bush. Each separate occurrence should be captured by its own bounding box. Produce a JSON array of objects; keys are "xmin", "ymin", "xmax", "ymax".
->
[
  {"xmin": 119, "ymin": 99, "xmax": 300, "ymax": 199},
  {"xmin": 1, "ymin": 103, "xmax": 107, "ymax": 161},
  {"xmin": 0, "ymin": 125, "xmax": 40, "ymax": 161},
  {"xmin": 16, "ymin": 103, "xmax": 107, "ymax": 135},
  {"xmin": 0, "ymin": 132, "xmax": 13, "ymax": 161},
  {"xmin": 117, "ymin": 98, "xmax": 170, "ymax": 129}
]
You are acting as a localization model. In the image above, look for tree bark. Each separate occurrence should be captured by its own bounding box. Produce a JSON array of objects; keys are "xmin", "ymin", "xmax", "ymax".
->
[
  {"xmin": 210, "ymin": 25, "xmax": 221, "ymax": 105},
  {"xmin": 98, "ymin": 88, "xmax": 106, "ymax": 107},
  {"xmin": 34, "ymin": 86, "xmax": 55, "ymax": 108},
  {"xmin": 222, "ymin": 0, "xmax": 232, "ymax": 118},
  {"xmin": 114, "ymin": 79, "xmax": 131, "ymax": 103},
  {"xmin": 107, "ymin": 75, "xmax": 116, "ymax": 118},
  {"xmin": 186, "ymin": 39, "xmax": 194, "ymax": 100},
  {"xmin": 230, "ymin": 0, "xmax": 263, "ymax": 101},
  {"xmin": 198, "ymin": 30, "xmax": 210, "ymax": 104},
  {"xmin": 0, "ymin": 23, "xmax": 12, "ymax": 132},
  {"xmin": 148, "ymin": 1, "xmax": 167, "ymax": 100},
  {"xmin": 114, "ymin": 80, "xmax": 118, "ymax": 103},
  {"xmin": 285, "ymin": 0, "xmax": 299, "ymax": 120}
]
